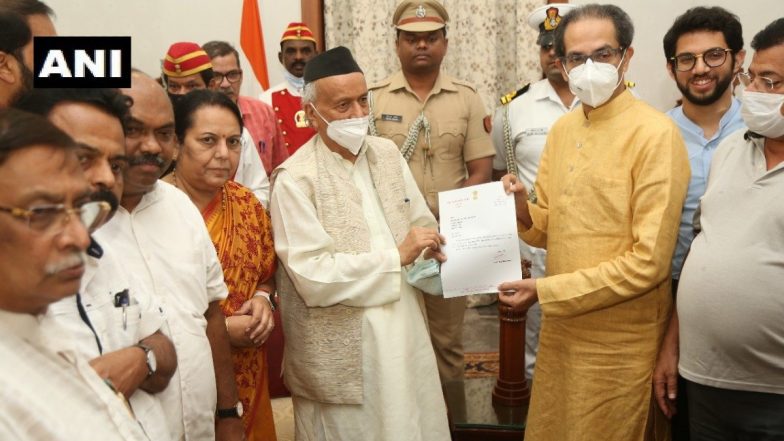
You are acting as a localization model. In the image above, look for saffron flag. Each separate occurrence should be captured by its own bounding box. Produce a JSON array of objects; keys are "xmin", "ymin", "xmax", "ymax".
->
[{"xmin": 240, "ymin": 0, "xmax": 269, "ymax": 89}]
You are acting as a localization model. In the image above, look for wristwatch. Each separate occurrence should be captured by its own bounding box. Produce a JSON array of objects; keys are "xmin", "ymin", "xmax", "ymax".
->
[
  {"xmin": 216, "ymin": 401, "xmax": 244, "ymax": 419},
  {"xmin": 135, "ymin": 343, "xmax": 157, "ymax": 377}
]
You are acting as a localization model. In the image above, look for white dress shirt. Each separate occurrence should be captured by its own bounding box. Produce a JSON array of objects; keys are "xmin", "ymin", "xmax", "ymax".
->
[
  {"xmin": 235, "ymin": 127, "xmax": 270, "ymax": 207},
  {"xmin": 45, "ymin": 239, "xmax": 171, "ymax": 441}
]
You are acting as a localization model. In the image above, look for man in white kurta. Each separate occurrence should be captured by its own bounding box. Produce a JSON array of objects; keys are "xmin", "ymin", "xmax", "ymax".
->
[{"xmin": 270, "ymin": 46, "xmax": 450, "ymax": 441}]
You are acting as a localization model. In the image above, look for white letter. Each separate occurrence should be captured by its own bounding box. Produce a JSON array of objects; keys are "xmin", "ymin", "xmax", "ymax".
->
[
  {"xmin": 110, "ymin": 49, "xmax": 122, "ymax": 78},
  {"xmin": 38, "ymin": 50, "xmax": 71, "ymax": 77},
  {"xmin": 74, "ymin": 50, "xmax": 104, "ymax": 77}
]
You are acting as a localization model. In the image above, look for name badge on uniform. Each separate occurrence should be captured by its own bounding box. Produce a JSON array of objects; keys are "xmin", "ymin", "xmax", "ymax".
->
[
  {"xmin": 524, "ymin": 127, "xmax": 548, "ymax": 136},
  {"xmin": 381, "ymin": 114, "xmax": 403, "ymax": 123}
]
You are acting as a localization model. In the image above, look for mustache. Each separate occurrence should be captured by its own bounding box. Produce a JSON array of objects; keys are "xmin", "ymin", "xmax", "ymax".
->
[
  {"xmin": 45, "ymin": 253, "xmax": 84, "ymax": 276},
  {"xmin": 128, "ymin": 153, "xmax": 165, "ymax": 169},
  {"xmin": 91, "ymin": 187, "xmax": 119, "ymax": 214}
]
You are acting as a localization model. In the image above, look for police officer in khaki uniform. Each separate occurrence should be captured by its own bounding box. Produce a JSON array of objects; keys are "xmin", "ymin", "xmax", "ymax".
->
[{"xmin": 369, "ymin": 0, "xmax": 494, "ymax": 384}]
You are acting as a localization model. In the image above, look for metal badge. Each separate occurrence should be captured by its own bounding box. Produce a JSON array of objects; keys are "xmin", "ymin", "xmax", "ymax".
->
[
  {"xmin": 415, "ymin": 5, "xmax": 427, "ymax": 18},
  {"xmin": 295, "ymin": 110, "xmax": 309, "ymax": 128}
]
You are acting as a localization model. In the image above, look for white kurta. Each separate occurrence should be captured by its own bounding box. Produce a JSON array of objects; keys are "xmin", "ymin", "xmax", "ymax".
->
[
  {"xmin": 101, "ymin": 181, "xmax": 228, "ymax": 441},
  {"xmin": 270, "ymin": 150, "xmax": 450, "ymax": 441},
  {"xmin": 0, "ymin": 310, "xmax": 148, "ymax": 440}
]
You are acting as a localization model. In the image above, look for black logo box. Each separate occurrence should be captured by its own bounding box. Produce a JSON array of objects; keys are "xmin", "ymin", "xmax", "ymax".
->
[{"xmin": 33, "ymin": 36, "xmax": 131, "ymax": 88}]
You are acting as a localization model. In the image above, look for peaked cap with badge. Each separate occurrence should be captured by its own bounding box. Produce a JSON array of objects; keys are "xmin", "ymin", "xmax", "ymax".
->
[
  {"xmin": 527, "ymin": 3, "xmax": 577, "ymax": 48},
  {"xmin": 393, "ymin": 0, "xmax": 449, "ymax": 32}
]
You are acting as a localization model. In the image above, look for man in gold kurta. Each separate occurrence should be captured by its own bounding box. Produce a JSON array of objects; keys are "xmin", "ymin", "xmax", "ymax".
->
[
  {"xmin": 368, "ymin": 0, "xmax": 495, "ymax": 385},
  {"xmin": 499, "ymin": 5, "xmax": 689, "ymax": 440}
]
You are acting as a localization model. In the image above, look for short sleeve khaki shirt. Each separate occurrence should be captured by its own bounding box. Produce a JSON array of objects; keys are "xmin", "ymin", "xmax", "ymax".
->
[{"xmin": 369, "ymin": 71, "xmax": 494, "ymax": 216}]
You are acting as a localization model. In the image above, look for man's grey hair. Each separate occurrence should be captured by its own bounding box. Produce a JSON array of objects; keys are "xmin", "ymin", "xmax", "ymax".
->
[
  {"xmin": 554, "ymin": 4, "xmax": 634, "ymax": 58},
  {"xmin": 302, "ymin": 81, "xmax": 318, "ymax": 106}
]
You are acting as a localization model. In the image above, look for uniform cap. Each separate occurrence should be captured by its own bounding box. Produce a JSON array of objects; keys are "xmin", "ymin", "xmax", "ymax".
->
[
  {"xmin": 303, "ymin": 46, "xmax": 363, "ymax": 84},
  {"xmin": 281, "ymin": 22, "xmax": 317, "ymax": 44},
  {"xmin": 162, "ymin": 42, "xmax": 212, "ymax": 78},
  {"xmin": 527, "ymin": 3, "xmax": 577, "ymax": 47},
  {"xmin": 393, "ymin": 0, "xmax": 449, "ymax": 32}
]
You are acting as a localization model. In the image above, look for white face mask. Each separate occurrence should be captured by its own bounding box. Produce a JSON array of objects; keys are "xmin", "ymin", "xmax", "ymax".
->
[
  {"xmin": 566, "ymin": 55, "xmax": 625, "ymax": 108},
  {"xmin": 310, "ymin": 104, "xmax": 369, "ymax": 155},
  {"xmin": 741, "ymin": 90, "xmax": 784, "ymax": 138},
  {"xmin": 283, "ymin": 69, "xmax": 305, "ymax": 92}
]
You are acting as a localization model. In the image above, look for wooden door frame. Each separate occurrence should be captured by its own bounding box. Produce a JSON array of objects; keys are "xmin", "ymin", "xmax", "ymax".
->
[{"xmin": 301, "ymin": 0, "xmax": 325, "ymax": 52}]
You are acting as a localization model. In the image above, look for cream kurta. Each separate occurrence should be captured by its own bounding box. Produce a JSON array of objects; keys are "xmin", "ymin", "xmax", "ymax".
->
[
  {"xmin": 270, "ymin": 144, "xmax": 450, "ymax": 441},
  {"xmin": 520, "ymin": 90, "xmax": 689, "ymax": 441}
]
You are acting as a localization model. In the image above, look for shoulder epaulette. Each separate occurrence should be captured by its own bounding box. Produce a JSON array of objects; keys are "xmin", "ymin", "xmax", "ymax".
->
[
  {"xmin": 499, "ymin": 83, "xmax": 531, "ymax": 105},
  {"xmin": 368, "ymin": 78, "xmax": 392, "ymax": 90},
  {"xmin": 451, "ymin": 77, "xmax": 478, "ymax": 92}
]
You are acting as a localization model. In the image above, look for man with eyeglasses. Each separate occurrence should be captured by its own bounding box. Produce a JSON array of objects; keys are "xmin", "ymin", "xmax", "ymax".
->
[
  {"xmin": 16, "ymin": 87, "xmax": 179, "ymax": 441},
  {"xmin": 203, "ymin": 40, "xmax": 289, "ymax": 177},
  {"xmin": 668, "ymin": 18, "xmax": 784, "ymax": 440},
  {"xmin": 0, "ymin": 108, "xmax": 148, "ymax": 440},
  {"xmin": 498, "ymin": 4, "xmax": 689, "ymax": 440},
  {"xmin": 162, "ymin": 42, "xmax": 270, "ymax": 207},
  {"xmin": 100, "ymin": 69, "xmax": 247, "ymax": 441},
  {"xmin": 653, "ymin": 7, "xmax": 747, "ymax": 440},
  {"xmin": 490, "ymin": 2, "xmax": 577, "ymax": 384}
]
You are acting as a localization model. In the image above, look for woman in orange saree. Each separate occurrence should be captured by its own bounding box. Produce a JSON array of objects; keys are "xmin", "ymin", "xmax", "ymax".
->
[{"xmin": 165, "ymin": 89, "xmax": 277, "ymax": 441}]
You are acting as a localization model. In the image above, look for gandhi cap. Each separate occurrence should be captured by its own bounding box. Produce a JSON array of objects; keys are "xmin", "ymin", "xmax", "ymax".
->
[
  {"xmin": 303, "ymin": 46, "xmax": 363, "ymax": 84},
  {"xmin": 527, "ymin": 3, "xmax": 577, "ymax": 47},
  {"xmin": 162, "ymin": 42, "xmax": 212, "ymax": 77},
  {"xmin": 393, "ymin": 0, "xmax": 449, "ymax": 32}
]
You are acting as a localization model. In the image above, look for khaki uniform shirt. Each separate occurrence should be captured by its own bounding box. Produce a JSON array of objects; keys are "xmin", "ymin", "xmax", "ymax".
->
[{"xmin": 369, "ymin": 71, "xmax": 494, "ymax": 217}]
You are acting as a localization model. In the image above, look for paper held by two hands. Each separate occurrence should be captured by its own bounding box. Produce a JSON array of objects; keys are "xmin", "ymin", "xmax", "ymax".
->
[{"xmin": 436, "ymin": 181, "xmax": 522, "ymax": 298}]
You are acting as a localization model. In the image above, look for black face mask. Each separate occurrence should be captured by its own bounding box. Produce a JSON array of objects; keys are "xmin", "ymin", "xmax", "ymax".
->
[{"xmin": 168, "ymin": 92, "xmax": 185, "ymax": 107}]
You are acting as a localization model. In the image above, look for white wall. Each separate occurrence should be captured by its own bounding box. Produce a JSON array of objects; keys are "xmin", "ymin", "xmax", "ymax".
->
[
  {"xmin": 572, "ymin": 0, "xmax": 780, "ymax": 111},
  {"xmin": 45, "ymin": 0, "xmax": 301, "ymax": 98}
]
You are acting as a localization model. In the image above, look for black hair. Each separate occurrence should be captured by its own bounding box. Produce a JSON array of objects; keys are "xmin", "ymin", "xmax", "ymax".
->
[
  {"xmin": 0, "ymin": 108, "xmax": 73, "ymax": 165},
  {"xmin": 0, "ymin": 11, "xmax": 31, "ymax": 61},
  {"xmin": 0, "ymin": 0, "xmax": 53, "ymax": 18},
  {"xmin": 662, "ymin": 7, "xmax": 743, "ymax": 62},
  {"xmin": 751, "ymin": 18, "xmax": 784, "ymax": 51},
  {"xmin": 14, "ymin": 88, "xmax": 133, "ymax": 131},
  {"xmin": 554, "ymin": 4, "xmax": 634, "ymax": 58},
  {"xmin": 163, "ymin": 69, "xmax": 215, "ymax": 90},
  {"xmin": 203, "ymin": 40, "xmax": 241, "ymax": 68},
  {"xmin": 173, "ymin": 89, "xmax": 243, "ymax": 142}
]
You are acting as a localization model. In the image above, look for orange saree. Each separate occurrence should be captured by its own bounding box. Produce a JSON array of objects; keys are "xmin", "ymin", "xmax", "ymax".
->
[{"xmin": 204, "ymin": 180, "xmax": 277, "ymax": 441}]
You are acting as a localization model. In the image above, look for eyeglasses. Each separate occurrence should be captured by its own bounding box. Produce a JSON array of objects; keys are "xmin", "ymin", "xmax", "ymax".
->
[
  {"xmin": 737, "ymin": 72, "xmax": 782, "ymax": 92},
  {"xmin": 671, "ymin": 48, "xmax": 732, "ymax": 72},
  {"xmin": 561, "ymin": 47, "xmax": 625, "ymax": 70},
  {"xmin": 212, "ymin": 70, "xmax": 242, "ymax": 84},
  {"xmin": 0, "ymin": 200, "xmax": 110, "ymax": 235}
]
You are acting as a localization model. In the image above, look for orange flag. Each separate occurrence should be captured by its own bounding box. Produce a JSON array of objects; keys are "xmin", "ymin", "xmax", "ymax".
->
[{"xmin": 240, "ymin": 0, "xmax": 270, "ymax": 90}]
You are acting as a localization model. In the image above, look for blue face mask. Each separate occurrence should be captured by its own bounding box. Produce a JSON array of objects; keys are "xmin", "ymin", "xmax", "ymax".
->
[{"xmin": 406, "ymin": 258, "xmax": 443, "ymax": 296}]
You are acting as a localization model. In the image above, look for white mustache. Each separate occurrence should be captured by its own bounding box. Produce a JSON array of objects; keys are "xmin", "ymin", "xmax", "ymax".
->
[{"xmin": 44, "ymin": 253, "xmax": 85, "ymax": 276}]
